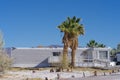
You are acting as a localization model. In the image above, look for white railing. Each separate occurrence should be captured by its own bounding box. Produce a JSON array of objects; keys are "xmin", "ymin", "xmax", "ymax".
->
[
  {"xmin": 76, "ymin": 59, "xmax": 110, "ymax": 67},
  {"xmin": 48, "ymin": 56, "xmax": 110, "ymax": 67}
]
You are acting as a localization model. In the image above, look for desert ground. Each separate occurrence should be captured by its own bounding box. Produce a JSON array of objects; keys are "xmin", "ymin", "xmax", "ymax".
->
[{"xmin": 0, "ymin": 68, "xmax": 120, "ymax": 80}]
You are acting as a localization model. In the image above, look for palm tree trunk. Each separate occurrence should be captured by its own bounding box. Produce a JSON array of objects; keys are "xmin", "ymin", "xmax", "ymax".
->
[
  {"xmin": 62, "ymin": 45, "xmax": 68, "ymax": 69},
  {"xmin": 71, "ymin": 49, "xmax": 76, "ymax": 67}
]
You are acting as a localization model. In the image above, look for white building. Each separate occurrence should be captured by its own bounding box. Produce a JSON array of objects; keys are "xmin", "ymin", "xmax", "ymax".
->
[{"xmin": 6, "ymin": 47, "xmax": 111, "ymax": 68}]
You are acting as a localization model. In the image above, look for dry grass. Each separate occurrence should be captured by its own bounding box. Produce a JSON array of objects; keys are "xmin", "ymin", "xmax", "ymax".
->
[
  {"xmin": 23, "ymin": 78, "xmax": 43, "ymax": 80},
  {"xmin": 73, "ymin": 67, "xmax": 112, "ymax": 73},
  {"xmin": 10, "ymin": 67, "xmax": 114, "ymax": 73},
  {"xmin": 9, "ymin": 67, "xmax": 51, "ymax": 71}
]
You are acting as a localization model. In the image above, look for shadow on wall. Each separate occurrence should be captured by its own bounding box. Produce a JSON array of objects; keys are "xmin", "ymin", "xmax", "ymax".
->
[
  {"xmin": 34, "ymin": 58, "xmax": 49, "ymax": 68},
  {"xmin": 81, "ymin": 48, "xmax": 92, "ymax": 55}
]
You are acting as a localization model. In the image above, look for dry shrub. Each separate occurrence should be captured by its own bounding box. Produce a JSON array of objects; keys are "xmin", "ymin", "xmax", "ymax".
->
[
  {"xmin": 0, "ymin": 31, "xmax": 12, "ymax": 73},
  {"xmin": 0, "ymin": 51, "xmax": 12, "ymax": 73}
]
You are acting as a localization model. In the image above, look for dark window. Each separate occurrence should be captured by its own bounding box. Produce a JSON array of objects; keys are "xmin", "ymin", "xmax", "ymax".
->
[
  {"xmin": 99, "ymin": 51, "xmax": 108, "ymax": 59},
  {"xmin": 53, "ymin": 52, "xmax": 61, "ymax": 56}
]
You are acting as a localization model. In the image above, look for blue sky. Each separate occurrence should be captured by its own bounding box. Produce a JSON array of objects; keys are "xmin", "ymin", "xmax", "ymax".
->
[{"xmin": 0, "ymin": 0, "xmax": 120, "ymax": 48}]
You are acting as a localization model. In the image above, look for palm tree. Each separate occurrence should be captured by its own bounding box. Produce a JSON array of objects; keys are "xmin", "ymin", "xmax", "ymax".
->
[
  {"xmin": 97, "ymin": 43, "xmax": 106, "ymax": 48},
  {"xmin": 87, "ymin": 40, "xmax": 98, "ymax": 48},
  {"xmin": 87, "ymin": 40, "xmax": 106, "ymax": 48},
  {"xmin": 58, "ymin": 16, "xmax": 84, "ymax": 68}
]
